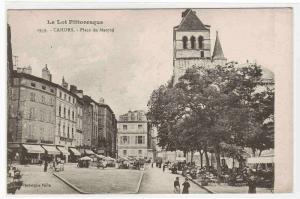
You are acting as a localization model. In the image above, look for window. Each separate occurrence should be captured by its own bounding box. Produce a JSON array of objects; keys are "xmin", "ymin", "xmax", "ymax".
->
[
  {"xmin": 59, "ymin": 105, "xmax": 61, "ymax": 117},
  {"xmin": 29, "ymin": 108, "xmax": 35, "ymax": 119},
  {"xmin": 182, "ymin": 36, "xmax": 188, "ymax": 49},
  {"xmin": 138, "ymin": 124, "xmax": 143, "ymax": 130},
  {"xmin": 138, "ymin": 150, "xmax": 142, "ymax": 155},
  {"xmin": 31, "ymin": 82, "xmax": 36, "ymax": 87},
  {"xmin": 63, "ymin": 107, "xmax": 66, "ymax": 118},
  {"xmin": 41, "ymin": 95, "xmax": 45, "ymax": 104},
  {"xmin": 40, "ymin": 110, "xmax": 44, "ymax": 121},
  {"xmin": 50, "ymin": 89, "xmax": 54, "ymax": 93},
  {"xmin": 42, "ymin": 85, "xmax": 46, "ymax": 90},
  {"xmin": 198, "ymin": 36, "xmax": 204, "ymax": 49},
  {"xmin": 68, "ymin": 109, "xmax": 70, "ymax": 119},
  {"xmin": 63, "ymin": 125, "xmax": 65, "ymax": 136},
  {"xmin": 58, "ymin": 122, "xmax": 61, "ymax": 134},
  {"xmin": 72, "ymin": 111, "xmax": 74, "ymax": 120},
  {"xmin": 59, "ymin": 92, "xmax": 62, "ymax": 98},
  {"xmin": 135, "ymin": 136, "xmax": 145, "ymax": 144},
  {"xmin": 120, "ymin": 136, "xmax": 130, "ymax": 144},
  {"xmin": 69, "ymin": 96, "xmax": 71, "ymax": 102},
  {"xmin": 67, "ymin": 126, "xmax": 70, "ymax": 138},
  {"xmin": 190, "ymin": 36, "xmax": 195, "ymax": 49},
  {"xmin": 123, "ymin": 125, "xmax": 127, "ymax": 131},
  {"xmin": 64, "ymin": 94, "xmax": 66, "ymax": 100},
  {"xmin": 73, "ymin": 98, "xmax": 75, "ymax": 104},
  {"xmin": 30, "ymin": 92, "xmax": 36, "ymax": 101},
  {"xmin": 201, "ymin": 51, "xmax": 204, "ymax": 58},
  {"xmin": 123, "ymin": 150, "xmax": 127, "ymax": 156}
]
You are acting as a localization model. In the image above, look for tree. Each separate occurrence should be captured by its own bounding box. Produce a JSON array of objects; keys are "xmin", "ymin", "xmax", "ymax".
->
[{"xmin": 147, "ymin": 61, "xmax": 274, "ymax": 179}]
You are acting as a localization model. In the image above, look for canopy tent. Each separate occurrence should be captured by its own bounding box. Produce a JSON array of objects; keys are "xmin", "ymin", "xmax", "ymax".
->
[
  {"xmin": 42, "ymin": 145, "xmax": 61, "ymax": 155},
  {"xmin": 80, "ymin": 156, "xmax": 93, "ymax": 161},
  {"xmin": 22, "ymin": 144, "xmax": 45, "ymax": 154},
  {"xmin": 84, "ymin": 149, "xmax": 95, "ymax": 155},
  {"xmin": 247, "ymin": 156, "xmax": 274, "ymax": 164},
  {"xmin": 69, "ymin": 148, "xmax": 81, "ymax": 156},
  {"xmin": 176, "ymin": 157, "xmax": 186, "ymax": 161},
  {"xmin": 57, "ymin": 146, "xmax": 70, "ymax": 155}
]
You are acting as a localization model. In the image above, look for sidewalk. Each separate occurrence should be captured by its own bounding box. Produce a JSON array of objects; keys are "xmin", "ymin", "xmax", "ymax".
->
[{"xmin": 184, "ymin": 175, "xmax": 273, "ymax": 194}]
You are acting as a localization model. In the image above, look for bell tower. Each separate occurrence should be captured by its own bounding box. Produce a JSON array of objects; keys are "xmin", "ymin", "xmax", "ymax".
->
[{"xmin": 173, "ymin": 9, "xmax": 212, "ymax": 84}]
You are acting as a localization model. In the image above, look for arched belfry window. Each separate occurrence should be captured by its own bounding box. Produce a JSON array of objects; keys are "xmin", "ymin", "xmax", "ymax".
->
[
  {"xmin": 190, "ymin": 36, "xmax": 196, "ymax": 49},
  {"xmin": 182, "ymin": 36, "xmax": 188, "ymax": 49},
  {"xmin": 198, "ymin": 36, "xmax": 204, "ymax": 49}
]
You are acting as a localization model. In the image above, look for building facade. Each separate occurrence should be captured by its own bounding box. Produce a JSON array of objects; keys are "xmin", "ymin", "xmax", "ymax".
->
[
  {"xmin": 54, "ymin": 78, "xmax": 78, "ymax": 152},
  {"xmin": 98, "ymin": 102, "xmax": 117, "ymax": 157},
  {"xmin": 117, "ymin": 110, "xmax": 150, "ymax": 159},
  {"xmin": 8, "ymin": 67, "xmax": 57, "ymax": 163}
]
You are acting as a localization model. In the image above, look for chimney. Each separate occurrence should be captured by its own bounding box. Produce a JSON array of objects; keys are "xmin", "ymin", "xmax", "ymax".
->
[
  {"xmin": 62, "ymin": 76, "xmax": 68, "ymax": 89},
  {"xmin": 99, "ymin": 97, "xmax": 105, "ymax": 104},
  {"xmin": 42, "ymin": 64, "xmax": 52, "ymax": 82},
  {"xmin": 70, "ymin": 85, "xmax": 77, "ymax": 93}
]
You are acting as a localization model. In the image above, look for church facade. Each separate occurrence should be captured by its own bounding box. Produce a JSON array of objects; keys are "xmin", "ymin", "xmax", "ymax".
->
[{"xmin": 173, "ymin": 9, "xmax": 227, "ymax": 84}]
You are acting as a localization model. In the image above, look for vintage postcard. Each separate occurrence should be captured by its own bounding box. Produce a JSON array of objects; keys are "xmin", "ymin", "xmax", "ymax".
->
[{"xmin": 6, "ymin": 7, "xmax": 293, "ymax": 195}]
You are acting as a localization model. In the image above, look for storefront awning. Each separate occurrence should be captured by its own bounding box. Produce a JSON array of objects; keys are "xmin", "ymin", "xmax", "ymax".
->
[
  {"xmin": 247, "ymin": 156, "xmax": 274, "ymax": 164},
  {"xmin": 69, "ymin": 148, "xmax": 81, "ymax": 156},
  {"xmin": 42, "ymin": 145, "xmax": 60, "ymax": 155},
  {"xmin": 85, "ymin": 149, "xmax": 95, "ymax": 155},
  {"xmin": 57, "ymin": 146, "xmax": 70, "ymax": 155},
  {"xmin": 22, "ymin": 144, "xmax": 45, "ymax": 154}
]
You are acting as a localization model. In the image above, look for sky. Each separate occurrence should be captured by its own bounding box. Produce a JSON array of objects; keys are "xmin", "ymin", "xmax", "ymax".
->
[{"xmin": 7, "ymin": 8, "xmax": 292, "ymax": 117}]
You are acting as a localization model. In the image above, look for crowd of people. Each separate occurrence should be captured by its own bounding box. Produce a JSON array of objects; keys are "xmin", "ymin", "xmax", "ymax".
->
[{"xmin": 156, "ymin": 159, "xmax": 274, "ymax": 194}]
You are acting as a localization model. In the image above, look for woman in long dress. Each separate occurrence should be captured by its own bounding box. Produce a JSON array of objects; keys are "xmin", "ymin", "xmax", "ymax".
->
[{"xmin": 174, "ymin": 177, "xmax": 180, "ymax": 193}]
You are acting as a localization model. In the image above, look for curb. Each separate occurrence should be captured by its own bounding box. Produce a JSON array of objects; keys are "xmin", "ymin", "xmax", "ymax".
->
[
  {"xmin": 183, "ymin": 174, "xmax": 216, "ymax": 194},
  {"xmin": 53, "ymin": 173, "xmax": 90, "ymax": 194},
  {"xmin": 135, "ymin": 171, "xmax": 145, "ymax": 194}
]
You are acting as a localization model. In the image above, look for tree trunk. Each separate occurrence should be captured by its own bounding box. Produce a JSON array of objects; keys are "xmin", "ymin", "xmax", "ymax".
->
[
  {"xmin": 200, "ymin": 150, "xmax": 204, "ymax": 168},
  {"xmin": 204, "ymin": 150, "xmax": 210, "ymax": 167},
  {"xmin": 214, "ymin": 144, "xmax": 222, "ymax": 182},
  {"xmin": 191, "ymin": 150, "xmax": 194, "ymax": 163},
  {"xmin": 232, "ymin": 157, "xmax": 235, "ymax": 168}
]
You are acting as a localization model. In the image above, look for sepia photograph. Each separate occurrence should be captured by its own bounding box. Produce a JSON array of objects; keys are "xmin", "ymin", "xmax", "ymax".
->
[{"xmin": 6, "ymin": 7, "xmax": 293, "ymax": 195}]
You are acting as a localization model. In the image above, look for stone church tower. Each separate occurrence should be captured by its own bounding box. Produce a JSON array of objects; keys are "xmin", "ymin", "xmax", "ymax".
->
[{"xmin": 173, "ymin": 9, "xmax": 227, "ymax": 84}]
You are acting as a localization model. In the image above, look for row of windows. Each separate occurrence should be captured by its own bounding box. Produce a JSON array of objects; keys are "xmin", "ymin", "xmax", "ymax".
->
[
  {"xmin": 122, "ymin": 124, "xmax": 143, "ymax": 131},
  {"xmin": 119, "ymin": 135, "xmax": 145, "ymax": 145},
  {"xmin": 182, "ymin": 36, "xmax": 204, "ymax": 50},
  {"xmin": 58, "ymin": 91, "xmax": 76, "ymax": 104},
  {"xmin": 58, "ymin": 105, "xmax": 75, "ymax": 121},
  {"xmin": 57, "ymin": 122, "xmax": 75, "ymax": 139},
  {"xmin": 122, "ymin": 149, "xmax": 143, "ymax": 156},
  {"xmin": 30, "ymin": 81, "xmax": 54, "ymax": 93},
  {"xmin": 27, "ymin": 124, "xmax": 53, "ymax": 141},
  {"xmin": 30, "ymin": 92, "xmax": 55, "ymax": 106},
  {"xmin": 29, "ymin": 108, "xmax": 54, "ymax": 123}
]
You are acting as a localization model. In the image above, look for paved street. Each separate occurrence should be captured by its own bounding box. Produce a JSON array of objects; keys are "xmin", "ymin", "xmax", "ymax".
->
[
  {"xmin": 57, "ymin": 165, "xmax": 142, "ymax": 194},
  {"xmin": 138, "ymin": 165, "xmax": 209, "ymax": 194},
  {"xmin": 15, "ymin": 164, "xmax": 76, "ymax": 194}
]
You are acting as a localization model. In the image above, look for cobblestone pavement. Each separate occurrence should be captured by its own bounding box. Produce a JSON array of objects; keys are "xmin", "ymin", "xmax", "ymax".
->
[
  {"xmin": 57, "ymin": 165, "xmax": 142, "ymax": 194},
  {"xmin": 138, "ymin": 166, "xmax": 209, "ymax": 194},
  {"xmin": 14, "ymin": 164, "xmax": 77, "ymax": 194}
]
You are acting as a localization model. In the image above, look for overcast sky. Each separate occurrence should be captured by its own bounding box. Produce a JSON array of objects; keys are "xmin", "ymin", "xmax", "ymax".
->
[{"xmin": 8, "ymin": 8, "xmax": 292, "ymax": 117}]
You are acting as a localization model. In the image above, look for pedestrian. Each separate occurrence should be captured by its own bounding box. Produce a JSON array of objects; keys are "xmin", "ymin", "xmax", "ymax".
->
[
  {"xmin": 44, "ymin": 160, "xmax": 48, "ymax": 172},
  {"xmin": 248, "ymin": 172, "xmax": 257, "ymax": 193},
  {"xmin": 163, "ymin": 164, "xmax": 166, "ymax": 172},
  {"xmin": 174, "ymin": 177, "xmax": 180, "ymax": 193},
  {"xmin": 182, "ymin": 178, "xmax": 190, "ymax": 194}
]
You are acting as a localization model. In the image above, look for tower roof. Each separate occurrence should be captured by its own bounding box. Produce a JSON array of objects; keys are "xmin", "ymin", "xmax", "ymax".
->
[
  {"xmin": 212, "ymin": 31, "xmax": 226, "ymax": 60},
  {"xmin": 176, "ymin": 9, "xmax": 209, "ymax": 31}
]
